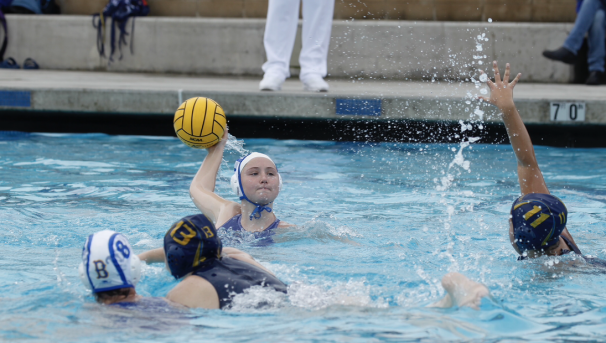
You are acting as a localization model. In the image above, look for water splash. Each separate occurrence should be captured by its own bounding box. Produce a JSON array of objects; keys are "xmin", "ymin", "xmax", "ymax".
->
[{"xmin": 225, "ymin": 133, "xmax": 248, "ymax": 155}]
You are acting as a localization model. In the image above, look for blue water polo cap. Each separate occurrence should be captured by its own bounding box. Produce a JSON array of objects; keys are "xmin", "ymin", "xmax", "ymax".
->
[
  {"xmin": 511, "ymin": 193, "xmax": 568, "ymax": 252},
  {"xmin": 164, "ymin": 214, "xmax": 222, "ymax": 279}
]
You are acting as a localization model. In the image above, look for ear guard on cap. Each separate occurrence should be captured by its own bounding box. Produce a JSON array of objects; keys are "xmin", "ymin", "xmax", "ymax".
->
[
  {"xmin": 164, "ymin": 214, "xmax": 222, "ymax": 279},
  {"xmin": 230, "ymin": 153, "xmax": 283, "ymax": 197}
]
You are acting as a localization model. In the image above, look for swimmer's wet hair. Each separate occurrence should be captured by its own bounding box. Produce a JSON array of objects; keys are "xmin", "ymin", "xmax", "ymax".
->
[{"xmin": 94, "ymin": 288, "xmax": 132, "ymax": 303}]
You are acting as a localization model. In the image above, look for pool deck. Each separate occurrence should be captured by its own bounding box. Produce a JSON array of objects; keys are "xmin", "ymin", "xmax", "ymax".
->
[{"xmin": 1, "ymin": 70, "xmax": 605, "ymax": 146}]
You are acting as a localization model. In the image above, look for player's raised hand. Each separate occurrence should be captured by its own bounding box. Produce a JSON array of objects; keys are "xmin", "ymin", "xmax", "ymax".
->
[{"xmin": 478, "ymin": 61, "xmax": 521, "ymax": 110}]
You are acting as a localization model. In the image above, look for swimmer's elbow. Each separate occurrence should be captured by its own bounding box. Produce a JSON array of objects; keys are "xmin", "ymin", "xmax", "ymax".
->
[
  {"xmin": 190, "ymin": 179, "xmax": 216, "ymax": 197},
  {"xmin": 516, "ymin": 157, "xmax": 537, "ymax": 169},
  {"xmin": 189, "ymin": 182, "xmax": 208, "ymax": 199}
]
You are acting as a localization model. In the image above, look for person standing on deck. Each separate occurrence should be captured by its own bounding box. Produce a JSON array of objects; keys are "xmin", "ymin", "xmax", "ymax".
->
[{"xmin": 259, "ymin": 0, "xmax": 335, "ymax": 92}]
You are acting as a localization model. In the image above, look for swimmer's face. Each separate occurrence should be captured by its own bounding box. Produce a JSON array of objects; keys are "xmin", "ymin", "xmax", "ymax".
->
[{"xmin": 241, "ymin": 157, "xmax": 279, "ymax": 203}]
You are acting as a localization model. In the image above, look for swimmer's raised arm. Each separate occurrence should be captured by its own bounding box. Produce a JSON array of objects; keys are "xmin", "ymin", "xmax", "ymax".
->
[
  {"xmin": 190, "ymin": 130, "xmax": 239, "ymax": 224},
  {"xmin": 479, "ymin": 61, "xmax": 549, "ymax": 195}
]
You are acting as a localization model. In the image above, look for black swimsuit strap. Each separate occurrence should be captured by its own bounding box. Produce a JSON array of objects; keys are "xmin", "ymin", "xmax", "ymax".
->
[
  {"xmin": 517, "ymin": 235, "xmax": 583, "ymax": 261},
  {"xmin": 561, "ymin": 235, "xmax": 583, "ymax": 256}
]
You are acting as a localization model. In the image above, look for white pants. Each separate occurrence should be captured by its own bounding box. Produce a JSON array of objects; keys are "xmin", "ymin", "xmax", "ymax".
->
[{"xmin": 262, "ymin": 0, "xmax": 335, "ymax": 79}]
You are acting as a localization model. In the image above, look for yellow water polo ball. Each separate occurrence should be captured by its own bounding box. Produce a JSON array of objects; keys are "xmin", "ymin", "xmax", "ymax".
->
[{"xmin": 173, "ymin": 97, "xmax": 227, "ymax": 149}]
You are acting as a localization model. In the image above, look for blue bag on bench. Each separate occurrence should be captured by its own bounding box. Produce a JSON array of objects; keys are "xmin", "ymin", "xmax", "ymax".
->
[{"xmin": 92, "ymin": 0, "xmax": 149, "ymax": 62}]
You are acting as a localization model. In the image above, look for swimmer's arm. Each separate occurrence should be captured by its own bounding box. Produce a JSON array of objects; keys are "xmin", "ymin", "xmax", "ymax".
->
[
  {"xmin": 429, "ymin": 272, "xmax": 489, "ymax": 310},
  {"xmin": 138, "ymin": 248, "xmax": 165, "ymax": 264},
  {"xmin": 190, "ymin": 130, "xmax": 238, "ymax": 223},
  {"xmin": 222, "ymin": 247, "xmax": 276, "ymax": 276},
  {"xmin": 278, "ymin": 221, "xmax": 295, "ymax": 228},
  {"xmin": 479, "ymin": 61, "xmax": 548, "ymax": 196},
  {"xmin": 561, "ymin": 228, "xmax": 581, "ymax": 253}
]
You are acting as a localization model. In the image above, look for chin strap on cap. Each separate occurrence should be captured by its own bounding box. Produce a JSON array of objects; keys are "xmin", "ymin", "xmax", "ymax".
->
[{"xmin": 248, "ymin": 202, "xmax": 273, "ymax": 220}]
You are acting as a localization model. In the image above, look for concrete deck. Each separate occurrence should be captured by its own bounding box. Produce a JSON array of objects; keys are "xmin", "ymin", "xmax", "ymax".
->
[{"xmin": 0, "ymin": 70, "xmax": 604, "ymax": 147}]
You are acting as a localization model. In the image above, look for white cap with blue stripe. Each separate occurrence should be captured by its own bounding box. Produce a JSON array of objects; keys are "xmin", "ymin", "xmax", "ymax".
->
[
  {"xmin": 230, "ymin": 152, "xmax": 283, "ymax": 220},
  {"xmin": 78, "ymin": 230, "xmax": 141, "ymax": 293}
]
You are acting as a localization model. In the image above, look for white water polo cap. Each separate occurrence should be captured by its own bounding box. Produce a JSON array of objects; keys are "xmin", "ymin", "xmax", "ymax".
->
[
  {"xmin": 79, "ymin": 230, "xmax": 141, "ymax": 293},
  {"xmin": 230, "ymin": 152, "xmax": 283, "ymax": 220}
]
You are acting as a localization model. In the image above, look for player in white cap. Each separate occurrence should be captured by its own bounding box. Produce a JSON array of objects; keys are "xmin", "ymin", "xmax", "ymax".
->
[
  {"xmin": 190, "ymin": 130, "xmax": 293, "ymax": 234},
  {"xmin": 79, "ymin": 230, "xmax": 144, "ymax": 304}
]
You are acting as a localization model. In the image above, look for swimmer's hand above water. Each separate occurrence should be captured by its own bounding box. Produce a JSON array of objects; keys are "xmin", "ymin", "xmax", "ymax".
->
[
  {"xmin": 477, "ymin": 61, "xmax": 548, "ymax": 195},
  {"xmin": 477, "ymin": 61, "xmax": 521, "ymax": 110},
  {"xmin": 429, "ymin": 272, "xmax": 490, "ymax": 310}
]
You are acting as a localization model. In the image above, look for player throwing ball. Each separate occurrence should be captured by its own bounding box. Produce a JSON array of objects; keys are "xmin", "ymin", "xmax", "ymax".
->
[
  {"xmin": 190, "ymin": 130, "xmax": 293, "ymax": 234},
  {"xmin": 479, "ymin": 61, "xmax": 585, "ymax": 259}
]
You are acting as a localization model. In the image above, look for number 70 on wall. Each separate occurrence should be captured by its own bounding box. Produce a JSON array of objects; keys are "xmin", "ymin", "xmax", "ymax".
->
[{"xmin": 550, "ymin": 102, "xmax": 586, "ymax": 122}]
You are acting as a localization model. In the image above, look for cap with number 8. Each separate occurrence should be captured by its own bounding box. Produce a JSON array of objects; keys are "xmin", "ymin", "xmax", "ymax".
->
[{"xmin": 79, "ymin": 230, "xmax": 142, "ymax": 293}]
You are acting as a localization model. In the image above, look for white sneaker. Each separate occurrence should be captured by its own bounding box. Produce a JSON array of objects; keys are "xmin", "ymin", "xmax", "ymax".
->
[
  {"xmin": 301, "ymin": 75, "xmax": 329, "ymax": 92},
  {"xmin": 259, "ymin": 73, "xmax": 285, "ymax": 91}
]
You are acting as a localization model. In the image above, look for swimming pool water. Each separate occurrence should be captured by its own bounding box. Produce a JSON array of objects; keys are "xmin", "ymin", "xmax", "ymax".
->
[{"xmin": 1, "ymin": 132, "xmax": 606, "ymax": 342}]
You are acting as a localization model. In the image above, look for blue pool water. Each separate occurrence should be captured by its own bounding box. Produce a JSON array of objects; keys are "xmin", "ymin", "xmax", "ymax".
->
[{"xmin": 1, "ymin": 132, "xmax": 606, "ymax": 342}]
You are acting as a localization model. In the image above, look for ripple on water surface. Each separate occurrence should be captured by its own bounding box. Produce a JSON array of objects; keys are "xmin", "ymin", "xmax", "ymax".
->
[{"xmin": 1, "ymin": 133, "xmax": 606, "ymax": 341}]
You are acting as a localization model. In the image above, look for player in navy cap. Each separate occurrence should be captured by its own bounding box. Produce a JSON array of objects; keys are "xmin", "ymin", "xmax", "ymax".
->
[
  {"xmin": 139, "ymin": 214, "xmax": 288, "ymax": 309},
  {"xmin": 479, "ymin": 62, "xmax": 583, "ymax": 259},
  {"xmin": 139, "ymin": 214, "xmax": 496, "ymax": 310}
]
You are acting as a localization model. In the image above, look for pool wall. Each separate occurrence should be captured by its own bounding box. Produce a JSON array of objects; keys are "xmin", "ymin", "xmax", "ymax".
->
[{"xmin": 2, "ymin": 69, "xmax": 605, "ymax": 147}]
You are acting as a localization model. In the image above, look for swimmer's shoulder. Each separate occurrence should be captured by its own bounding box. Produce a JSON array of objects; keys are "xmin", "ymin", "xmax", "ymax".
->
[
  {"xmin": 166, "ymin": 274, "xmax": 220, "ymax": 309},
  {"xmin": 216, "ymin": 202, "xmax": 242, "ymax": 227}
]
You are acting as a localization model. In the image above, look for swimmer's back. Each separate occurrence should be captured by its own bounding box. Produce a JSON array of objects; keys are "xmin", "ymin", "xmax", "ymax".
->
[
  {"xmin": 196, "ymin": 257, "xmax": 287, "ymax": 309},
  {"xmin": 166, "ymin": 256, "xmax": 287, "ymax": 309}
]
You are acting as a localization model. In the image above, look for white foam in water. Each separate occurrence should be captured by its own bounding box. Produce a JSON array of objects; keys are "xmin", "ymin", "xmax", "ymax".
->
[
  {"xmin": 228, "ymin": 286, "xmax": 289, "ymax": 311},
  {"xmin": 286, "ymin": 280, "xmax": 384, "ymax": 310}
]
